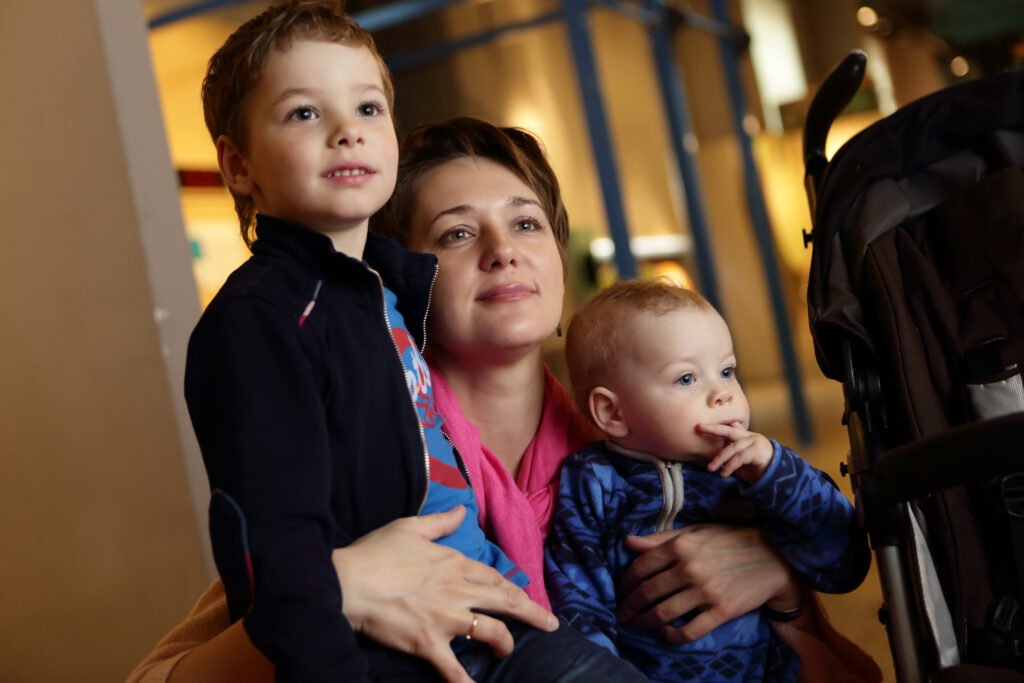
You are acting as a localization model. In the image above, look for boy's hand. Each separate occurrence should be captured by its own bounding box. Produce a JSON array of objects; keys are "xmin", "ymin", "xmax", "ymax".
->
[{"xmin": 699, "ymin": 423, "xmax": 774, "ymax": 484}]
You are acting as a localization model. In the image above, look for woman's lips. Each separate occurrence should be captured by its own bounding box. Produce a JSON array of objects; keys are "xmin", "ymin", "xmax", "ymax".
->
[{"xmin": 476, "ymin": 282, "xmax": 534, "ymax": 302}]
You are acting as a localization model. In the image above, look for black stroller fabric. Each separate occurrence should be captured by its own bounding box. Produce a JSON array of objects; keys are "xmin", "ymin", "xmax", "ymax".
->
[
  {"xmin": 808, "ymin": 71, "xmax": 1024, "ymax": 427},
  {"xmin": 804, "ymin": 66, "xmax": 1024, "ymax": 681}
]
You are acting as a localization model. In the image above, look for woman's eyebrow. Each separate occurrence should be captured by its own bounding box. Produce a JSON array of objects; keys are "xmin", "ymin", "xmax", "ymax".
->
[
  {"xmin": 509, "ymin": 196, "xmax": 541, "ymax": 208},
  {"xmin": 429, "ymin": 196, "xmax": 542, "ymax": 225},
  {"xmin": 429, "ymin": 204, "xmax": 472, "ymax": 225}
]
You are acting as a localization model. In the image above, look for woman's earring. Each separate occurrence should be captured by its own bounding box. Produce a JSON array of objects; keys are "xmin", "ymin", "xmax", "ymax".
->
[{"xmin": 556, "ymin": 323, "xmax": 563, "ymax": 338}]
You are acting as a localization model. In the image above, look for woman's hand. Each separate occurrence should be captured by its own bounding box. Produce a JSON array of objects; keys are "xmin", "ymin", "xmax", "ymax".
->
[
  {"xmin": 333, "ymin": 506, "xmax": 559, "ymax": 683},
  {"xmin": 618, "ymin": 524, "xmax": 802, "ymax": 644}
]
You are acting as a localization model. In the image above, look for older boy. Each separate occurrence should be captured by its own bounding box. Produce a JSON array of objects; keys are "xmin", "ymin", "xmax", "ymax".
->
[
  {"xmin": 188, "ymin": 2, "xmax": 647, "ymax": 682},
  {"xmin": 545, "ymin": 279, "xmax": 871, "ymax": 682}
]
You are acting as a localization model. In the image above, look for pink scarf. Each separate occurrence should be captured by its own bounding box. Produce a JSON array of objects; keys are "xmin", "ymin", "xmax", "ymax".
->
[{"xmin": 429, "ymin": 362, "xmax": 596, "ymax": 609}]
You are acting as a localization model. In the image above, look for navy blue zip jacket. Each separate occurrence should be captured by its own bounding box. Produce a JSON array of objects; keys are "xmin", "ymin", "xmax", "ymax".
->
[{"xmin": 185, "ymin": 215, "xmax": 438, "ymax": 682}]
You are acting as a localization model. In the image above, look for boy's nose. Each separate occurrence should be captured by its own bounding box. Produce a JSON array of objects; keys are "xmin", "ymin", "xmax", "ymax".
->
[{"xmin": 332, "ymin": 119, "xmax": 364, "ymax": 147}]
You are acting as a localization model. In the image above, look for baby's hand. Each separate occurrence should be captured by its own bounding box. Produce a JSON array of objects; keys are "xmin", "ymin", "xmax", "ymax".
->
[{"xmin": 699, "ymin": 423, "xmax": 774, "ymax": 484}]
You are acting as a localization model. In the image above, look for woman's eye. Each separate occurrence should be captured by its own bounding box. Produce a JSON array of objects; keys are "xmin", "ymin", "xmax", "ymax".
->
[
  {"xmin": 358, "ymin": 101, "xmax": 384, "ymax": 116},
  {"xmin": 439, "ymin": 227, "xmax": 472, "ymax": 244},
  {"xmin": 513, "ymin": 218, "xmax": 543, "ymax": 232},
  {"xmin": 721, "ymin": 366, "xmax": 735, "ymax": 379},
  {"xmin": 676, "ymin": 373, "xmax": 694, "ymax": 386},
  {"xmin": 287, "ymin": 106, "xmax": 318, "ymax": 122}
]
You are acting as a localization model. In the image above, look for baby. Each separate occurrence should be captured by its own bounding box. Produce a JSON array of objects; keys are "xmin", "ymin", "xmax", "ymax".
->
[{"xmin": 545, "ymin": 278, "xmax": 870, "ymax": 682}]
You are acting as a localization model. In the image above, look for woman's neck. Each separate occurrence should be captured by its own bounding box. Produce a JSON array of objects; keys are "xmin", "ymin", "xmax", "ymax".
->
[{"xmin": 431, "ymin": 348, "xmax": 546, "ymax": 479}]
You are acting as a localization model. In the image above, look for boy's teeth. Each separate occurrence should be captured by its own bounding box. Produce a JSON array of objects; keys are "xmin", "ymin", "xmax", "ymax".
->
[{"xmin": 327, "ymin": 168, "xmax": 367, "ymax": 177}]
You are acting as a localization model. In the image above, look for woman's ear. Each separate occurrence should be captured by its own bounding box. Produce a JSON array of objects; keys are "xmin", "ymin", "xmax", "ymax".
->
[
  {"xmin": 216, "ymin": 135, "xmax": 255, "ymax": 196},
  {"xmin": 589, "ymin": 386, "xmax": 628, "ymax": 438}
]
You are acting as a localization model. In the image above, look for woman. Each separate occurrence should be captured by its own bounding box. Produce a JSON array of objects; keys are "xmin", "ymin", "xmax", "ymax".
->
[{"xmin": 130, "ymin": 118, "xmax": 877, "ymax": 683}]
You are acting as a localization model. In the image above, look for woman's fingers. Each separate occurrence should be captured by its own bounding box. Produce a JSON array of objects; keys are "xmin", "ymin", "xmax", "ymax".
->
[
  {"xmin": 332, "ymin": 514, "xmax": 557, "ymax": 681},
  {"xmin": 464, "ymin": 612, "xmax": 516, "ymax": 658},
  {"xmin": 415, "ymin": 641, "xmax": 475, "ymax": 683},
  {"xmin": 660, "ymin": 606, "xmax": 727, "ymax": 644},
  {"xmin": 618, "ymin": 530, "xmax": 681, "ymax": 598},
  {"xmin": 619, "ymin": 524, "xmax": 798, "ymax": 630},
  {"xmin": 395, "ymin": 505, "xmax": 467, "ymax": 540},
  {"xmin": 625, "ymin": 586, "xmax": 703, "ymax": 630}
]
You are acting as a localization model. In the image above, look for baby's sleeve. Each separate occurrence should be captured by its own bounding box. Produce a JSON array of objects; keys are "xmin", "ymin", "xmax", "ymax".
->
[{"xmin": 740, "ymin": 442, "xmax": 871, "ymax": 593}]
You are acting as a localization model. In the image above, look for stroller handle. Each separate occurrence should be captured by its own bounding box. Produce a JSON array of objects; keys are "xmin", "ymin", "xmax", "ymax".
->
[{"xmin": 803, "ymin": 50, "xmax": 867, "ymax": 217}]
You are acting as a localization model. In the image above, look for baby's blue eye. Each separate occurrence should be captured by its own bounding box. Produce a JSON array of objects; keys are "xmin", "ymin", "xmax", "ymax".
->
[
  {"xmin": 676, "ymin": 373, "xmax": 694, "ymax": 386},
  {"xmin": 721, "ymin": 366, "xmax": 735, "ymax": 379}
]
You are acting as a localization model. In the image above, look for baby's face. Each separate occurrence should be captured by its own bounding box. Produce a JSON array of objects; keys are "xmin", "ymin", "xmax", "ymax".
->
[{"xmin": 604, "ymin": 307, "xmax": 750, "ymax": 462}]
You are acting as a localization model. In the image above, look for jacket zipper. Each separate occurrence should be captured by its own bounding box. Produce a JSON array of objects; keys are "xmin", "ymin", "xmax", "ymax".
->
[
  {"xmin": 608, "ymin": 443, "xmax": 685, "ymax": 533},
  {"xmin": 368, "ymin": 266, "xmax": 433, "ymax": 513},
  {"xmin": 441, "ymin": 427, "xmax": 473, "ymax": 489},
  {"xmin": 656, "ymin": 461, "xmax": 685, "ymax": 533}
]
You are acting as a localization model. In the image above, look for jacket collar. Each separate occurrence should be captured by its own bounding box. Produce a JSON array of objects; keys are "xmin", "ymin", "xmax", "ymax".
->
[{"xmin": 252, "ymin": 214, "xmax": 438, "ymax": 350}]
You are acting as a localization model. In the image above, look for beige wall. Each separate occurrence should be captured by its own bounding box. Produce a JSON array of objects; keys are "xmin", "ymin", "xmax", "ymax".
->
[{"xmin": 0, "ymin": 1, "xmax": 210, "ymax": 680}]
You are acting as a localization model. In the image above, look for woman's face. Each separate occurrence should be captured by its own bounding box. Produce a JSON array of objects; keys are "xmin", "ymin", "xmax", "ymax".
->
[{"xmin": 406, "ymin": 156, "xmax": 565, "ymax": 361}]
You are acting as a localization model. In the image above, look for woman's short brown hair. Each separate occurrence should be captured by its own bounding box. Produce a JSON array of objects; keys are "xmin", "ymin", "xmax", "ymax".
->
[{"xmin": 371, "ymin": 116, "xmax": 570, "ymax": 268}]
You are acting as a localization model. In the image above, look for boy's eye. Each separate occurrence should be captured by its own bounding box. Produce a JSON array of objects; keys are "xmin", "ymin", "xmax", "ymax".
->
[
  {"xmin": 358, "ymin": 101, "xmax": 385, "ymax": 116},
  {"xmin": 676, "ymin": 373, "xmax": 694, "ymax": 386},
  {"xmin": 721, "ymin": 366, "xmax": 735, "ymax": 379},
  {"xmin": 287, "ymin": 106, "xmax": 318, "ymax": 122}
]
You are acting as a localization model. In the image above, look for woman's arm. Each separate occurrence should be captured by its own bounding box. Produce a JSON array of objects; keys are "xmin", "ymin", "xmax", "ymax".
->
[{"xmin": 617, "ymin": 524, "xmax": 804, "ymax": 643}]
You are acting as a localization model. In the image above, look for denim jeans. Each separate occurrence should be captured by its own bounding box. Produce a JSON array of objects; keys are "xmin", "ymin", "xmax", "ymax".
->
[{"xmin": 457, "ymin": 616, "xmax": 649, "ymax": 682}]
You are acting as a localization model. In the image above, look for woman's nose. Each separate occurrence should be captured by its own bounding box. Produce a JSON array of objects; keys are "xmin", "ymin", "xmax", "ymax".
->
[{"xmin": 480, "ymin": 230, "xmax": 516, "ymax": 269}]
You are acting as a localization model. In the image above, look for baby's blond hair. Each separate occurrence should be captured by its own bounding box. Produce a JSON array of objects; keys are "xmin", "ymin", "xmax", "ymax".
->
[{"xmin": 566, "ymin": 278, "xmax": 713, "ymax": 421}]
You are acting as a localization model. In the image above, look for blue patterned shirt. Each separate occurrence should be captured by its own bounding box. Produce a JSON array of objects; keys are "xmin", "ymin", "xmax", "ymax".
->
[{"xmin": 544, "ymin": 440, "xmax": 869, "ymax": 682}]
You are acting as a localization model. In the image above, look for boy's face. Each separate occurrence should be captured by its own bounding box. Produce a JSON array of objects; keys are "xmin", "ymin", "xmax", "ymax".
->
[
  {"xmin": 600, "ymin": 307, "xmax": 750, "ymax": 462},
  {"xmin": 220, "ymin": 40, "xmax": 397, "ymax": 255}
]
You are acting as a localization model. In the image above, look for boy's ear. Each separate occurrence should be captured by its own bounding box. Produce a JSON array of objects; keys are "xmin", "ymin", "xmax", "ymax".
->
[
  {"xmin": 589, "ymin": 386, "xmax": 629, "ymax": 438},
  {"xmin": 216, "ymin": 135, "xmax": 255, "ymax": 196}
]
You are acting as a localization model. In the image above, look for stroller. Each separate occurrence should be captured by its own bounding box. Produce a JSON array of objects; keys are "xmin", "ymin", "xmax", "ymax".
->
[{"xmin": 802, "ymin": 51, "xmax": 1024, "ymax": 681}]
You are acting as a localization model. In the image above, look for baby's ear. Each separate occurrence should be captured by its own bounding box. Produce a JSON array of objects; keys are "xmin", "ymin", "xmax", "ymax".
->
[
  {"xmin": 589, "ymin": 387, "xmax": 628, "ymax": 438},
  {"xmin": 216, "ymin": 135, "xmax": 255, "ymax": 196}
]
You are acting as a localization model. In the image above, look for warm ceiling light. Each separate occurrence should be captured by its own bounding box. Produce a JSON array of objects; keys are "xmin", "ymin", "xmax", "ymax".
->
[
  {"xmin": 950, "ymin": 55, "xmax": 970, "ymax": 77},
  {"xmin": 856, "ymin": 6, "xmax": 879, "ymax": 28}
]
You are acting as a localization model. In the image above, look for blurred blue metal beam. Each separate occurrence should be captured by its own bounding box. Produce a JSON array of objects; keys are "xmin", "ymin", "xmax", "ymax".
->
[
  {"xmin": 353, "ymin": 0, "xmax": 466, "ymax": 33},
  {"xmin": 644, "ymin": 0, "xmax": 722, "ymax": 311},
  {"xmin": 561, "ymin": 0, "xmax": 637, "ymax": 278},
  {"xmin": 148, "ymin": 0, "xmax": 253, "ymax": 29},
  {"xmin": 384, "ymin": 10, "xmax": 561, "ymax": 72},
  {"xmin": 709, "ymin": 0, "xmax": 813, "ymax": 444}
]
